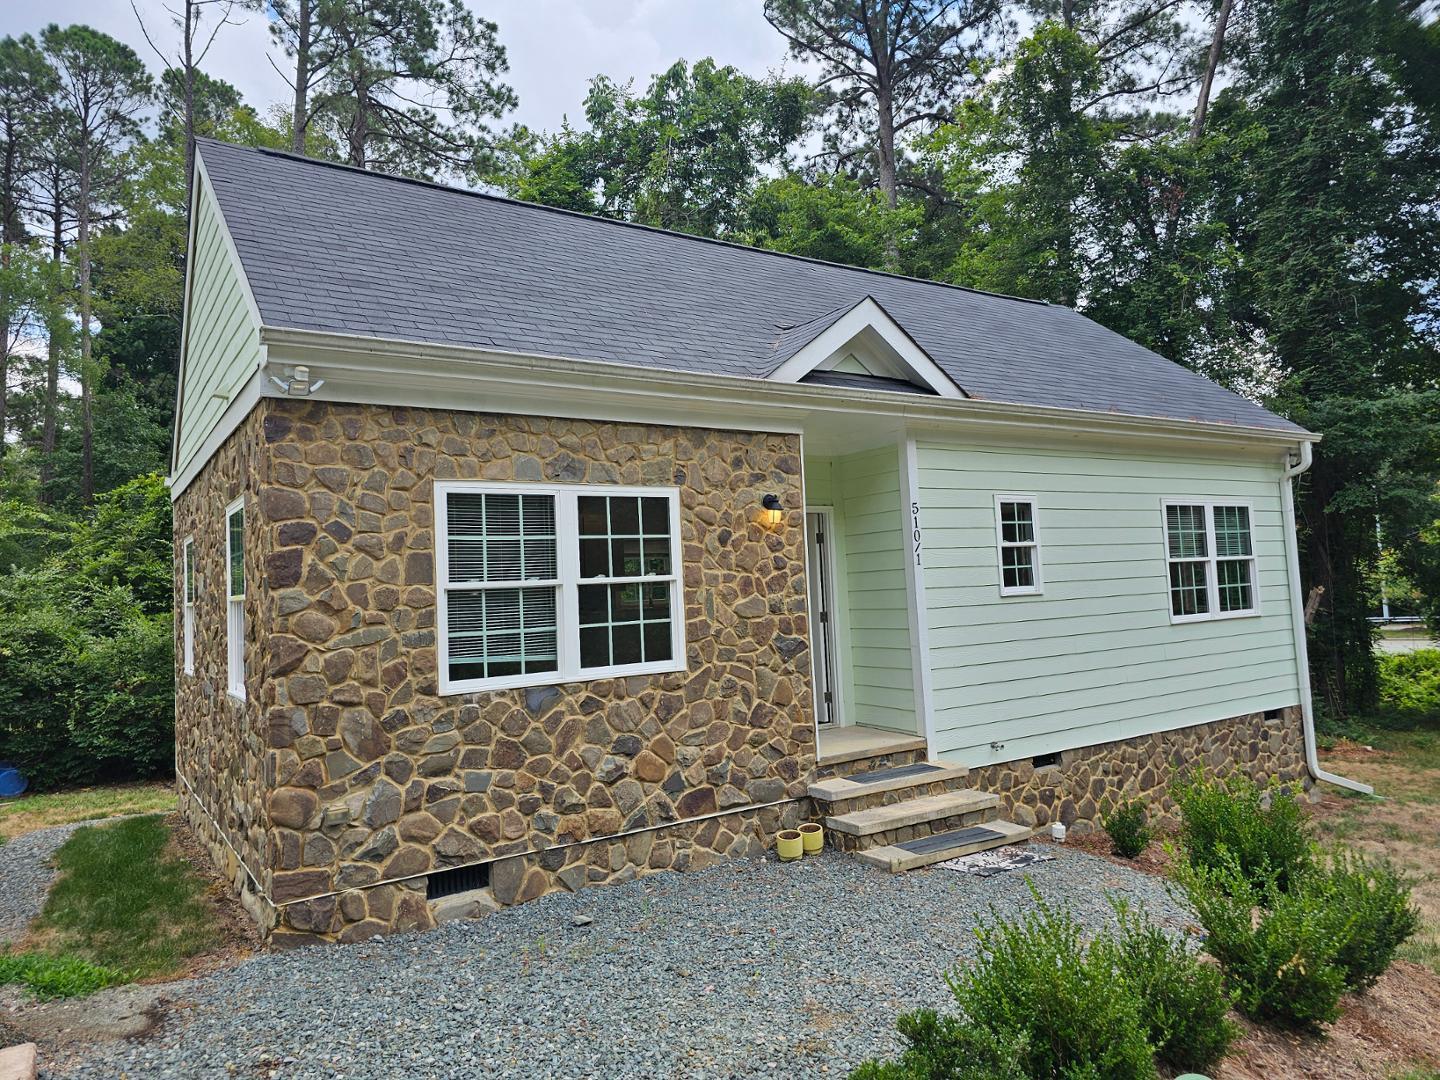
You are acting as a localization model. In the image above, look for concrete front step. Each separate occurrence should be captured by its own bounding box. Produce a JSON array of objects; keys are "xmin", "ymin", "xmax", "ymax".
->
[
  {"xmin": 812, "ymin": 760, "xmax": 967, "ymax": 806},
  {"xmin": 825, "ymin": 787, "xmax": 998, "ymax": 838},
  {"xmin": 855, "ymin": 820, "xmax": 1035, "ymax": 873}
]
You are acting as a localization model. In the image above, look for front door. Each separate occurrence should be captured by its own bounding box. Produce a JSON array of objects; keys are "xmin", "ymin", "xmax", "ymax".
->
[{"xmin": 806, "ymin": 511, "xmax": 838, "ymax": 726}]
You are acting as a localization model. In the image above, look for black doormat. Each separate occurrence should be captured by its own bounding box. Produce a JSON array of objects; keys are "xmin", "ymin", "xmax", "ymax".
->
[
  {"xmin": 849, "ymin": 762, "xmax": 943, "ymax": 785},
  {"xmin": 894, "ymin": 825, "xmax": 1004, "ymax": 855}
]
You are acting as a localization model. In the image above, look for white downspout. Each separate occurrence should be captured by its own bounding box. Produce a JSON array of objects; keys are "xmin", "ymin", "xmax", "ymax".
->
[{"xmin": 1281, "ymin": 441, "xmax": 1374, "ymax": 795}]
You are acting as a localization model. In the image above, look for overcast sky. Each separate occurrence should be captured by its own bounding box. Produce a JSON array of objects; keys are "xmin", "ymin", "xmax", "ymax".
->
[{"xmin": 1, "ymin": 0, "xmax": 799, "ymax": 136}]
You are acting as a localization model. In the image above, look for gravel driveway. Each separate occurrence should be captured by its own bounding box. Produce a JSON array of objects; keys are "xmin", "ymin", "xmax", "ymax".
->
[
  {"xmin": 0, "ymin": 822, "xmax": 93, "ymax": 944},
  {"xmin": 45, "ymin": 846, "xmax": 1186, "ymax": 1080}
]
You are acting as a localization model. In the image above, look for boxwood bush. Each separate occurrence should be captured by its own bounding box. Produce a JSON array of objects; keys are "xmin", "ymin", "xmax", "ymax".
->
[
  {"xmin": 1102, "ymin": 799, "xmax": 1152, "ymax": 859},
  {"xmin": 852, "ymin": 886, "xmax": 1236, "ymax": 1079},
  {"xmin": 1173, "ymin": 771, "xmax": 1312, "ymax": 890}
]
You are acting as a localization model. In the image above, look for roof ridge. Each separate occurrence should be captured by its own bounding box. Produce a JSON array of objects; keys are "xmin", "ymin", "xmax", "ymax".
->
[{"xmin": 194, "ymin": 137, "xmax": 1051, "ymax": 309}]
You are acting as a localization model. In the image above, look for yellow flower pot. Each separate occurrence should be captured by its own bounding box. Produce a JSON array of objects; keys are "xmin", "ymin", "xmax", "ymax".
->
[
  {"xmin": 776, "ymin": 829, "xmax": 804, "ymax": 862},
  {"xmin": 798, "ymin": 822, "xmax": 824, "ymax": 855}
]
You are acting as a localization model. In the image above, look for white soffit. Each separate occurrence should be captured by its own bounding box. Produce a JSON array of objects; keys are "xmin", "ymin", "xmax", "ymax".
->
[{"xmin": 766, "ymin": 296, "xmax": 966, "ymax": 399}]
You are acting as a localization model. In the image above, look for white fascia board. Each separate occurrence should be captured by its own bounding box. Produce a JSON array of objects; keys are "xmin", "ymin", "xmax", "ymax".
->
[
  {"xmin": 169, "ymin": 326, "xmax": 1315, "ymax": 499},
  {"xmin": 767, "ymin": 296, "xmax": 965, "ymax": 399}
]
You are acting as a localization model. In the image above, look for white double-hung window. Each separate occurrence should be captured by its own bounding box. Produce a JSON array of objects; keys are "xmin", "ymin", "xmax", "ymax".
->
[
  {"xmin": 225, "ymin": 498, "xmax": 246, "ymax": 698},
  {"xmin": 182, "ymin": 537, "xmax": 196, "ymax": 675},
  {"xmin": 436, "ymin": 483, "xmax": 685, "ymax": 694},
  {"xmin": 1162, "ymin": 500, "xmax": 1259, "ymax": 622},
  {"xmin": 994, "ymin": 495, "xmax": 1042, "ymax": 596}
]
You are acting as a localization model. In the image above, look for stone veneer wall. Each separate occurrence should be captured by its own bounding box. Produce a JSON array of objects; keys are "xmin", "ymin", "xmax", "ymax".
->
[
  {"xmin": 182, "ymin": 399, "xmax": 815, "ymax": 945},
  {"xmin": 966, "ymin": 706, "xmax": 1308, "ymax": 835},
  {"xmin": 173, "ymin": 407, "xmax": 274, "ymax": 929}
]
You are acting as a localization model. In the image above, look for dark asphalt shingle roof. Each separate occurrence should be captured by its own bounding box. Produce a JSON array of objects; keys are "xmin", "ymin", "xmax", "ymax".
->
[{"xmin": 197, "ymin": 139, "xmax": 1304, "ymax": 434}]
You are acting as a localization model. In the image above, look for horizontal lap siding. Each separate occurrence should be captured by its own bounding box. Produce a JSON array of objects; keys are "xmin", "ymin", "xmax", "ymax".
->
[
  {"xmin": 916, "ymin": 441, "xmax": 1301, "ymax": 764},
  {"xmin": 833, "ymin": 447, "xmax": 916, "ymax": 734},
  {"xmin": 176, "ymin": 181, "xmax": 262, "ymax": 475}
]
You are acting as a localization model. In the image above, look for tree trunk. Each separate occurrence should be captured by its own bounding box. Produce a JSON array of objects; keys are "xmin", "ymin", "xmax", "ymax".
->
[
  {"xmin": 292, "ymin": 0, "xmax": 311, "ymax": 154},
  {"xmin": 39, "ymin": 186, "xmax": 62, "ymax": 503},
  {"xmin": 1190, "ymin": 0, "xmax": 1235, "ymax": 142},
  {"xmin": 0, "ymin": 237, "xmax": 9, "ymax": 460},
  {"xmin": 183, "ymin": 0, "xmax": 197, "ymax": 211},
  {"xmin": 78, "ymin": 154, "xmax": 94, "ymax": 505}
]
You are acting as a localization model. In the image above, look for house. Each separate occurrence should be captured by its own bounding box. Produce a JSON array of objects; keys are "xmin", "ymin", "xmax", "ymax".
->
[{"xmin": 172, "ymin": 138, "xmax": 1339, "ymax": 945}]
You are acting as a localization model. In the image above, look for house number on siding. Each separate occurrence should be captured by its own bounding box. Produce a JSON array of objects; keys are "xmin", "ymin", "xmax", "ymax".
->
[{"xmin": 910, "ymin": 501, "xmax": 922, "ymax": 566}]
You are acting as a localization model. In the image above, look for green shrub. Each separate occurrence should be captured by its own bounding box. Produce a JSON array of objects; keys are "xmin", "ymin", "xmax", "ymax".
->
[
  {"xmin": 1100, "ymin": 901, "xmax": 1236, "ymax": 1072},
  {"xmin": 1173, "ymin": 771, "xmax": 1312, "ymax": 891},
  {"xmin": 1314, "ymin": 848, "xmax": 1419, "ymax": 991},
  {"xmin": 68, "ymin": 612, "xmax": 174, "ymax": 778},
  {"xmin": 1173, "ymin": 855, "xmax": 1346, "ymax": 1031},
  {"xmin": 1102, "ymin": 799, "xmax": 1153, "ymax": 859},
  {"xmin": 0, "ymin": 568, "xmax": 174, "ymax": 790},
  {"xmin": 1377, "ymin": 649, "xmax": 1440, "ymax": 718},
  {"xmin": 849, "ymin": 1010, "xmax": 1028, "ymax": 1080},
  {"xmin": 0, "ymin": 950, "xmax": 127, "ymax": 1000},
  {"xmin": 946, "ymin": 891, "xmax": 1157, "ymax": 1080}
]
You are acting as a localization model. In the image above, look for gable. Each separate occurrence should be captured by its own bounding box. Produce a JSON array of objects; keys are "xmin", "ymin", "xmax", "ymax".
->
[
  {"xmin": 766, "ymin": 297, "xmax": 966, "ymax": 399},
  {"xmin": 171, "ymin": 155, "xmax": 265, "ymax": 483}
]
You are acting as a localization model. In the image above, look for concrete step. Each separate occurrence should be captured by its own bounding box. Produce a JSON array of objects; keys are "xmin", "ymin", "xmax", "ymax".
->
[
  {"xmin": 816, "ymin": 730, "xmax": 928, "ymax": 769},
  {"xmin": 809, "ymin": 760, "xmax": 971, "ymax": 807},
  {"xmin": 855, "ymin": 820, "xmax": 1035, "ymax": 873},
  {"xmin": 824, "ymin": 787, "xmax": 998, "ymax": 838}
]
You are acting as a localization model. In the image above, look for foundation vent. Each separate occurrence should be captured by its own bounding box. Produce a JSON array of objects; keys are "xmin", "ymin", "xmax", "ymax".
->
[
  {"xmin": 426, "ymin": 862, "xmax": 491, "ymax": 900},
  {"xmin": 1032, "ymin": 752, "xmax": 1061, "ymax": 769}
]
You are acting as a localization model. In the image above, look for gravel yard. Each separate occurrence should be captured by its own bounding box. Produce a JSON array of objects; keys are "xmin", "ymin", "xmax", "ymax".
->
[
  {"xmin": 0, "ymin": 822, "xmax": 93, "ymax": 945},
  {"xmin": 44, "ymin": 845, "xmax": 1187, "ymax": 1080}
]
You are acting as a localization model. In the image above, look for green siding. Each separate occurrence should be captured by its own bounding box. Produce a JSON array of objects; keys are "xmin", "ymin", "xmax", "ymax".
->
[
  {"xmin": 175, "ymin": 174, "xmax": 262, "ymax": 477},
  {"xmin": 916, "ymin": 439, "xmax": 1301, "ymax": 764},
  {"xmin": 808, "ymin": 447, "xmax": 918, "ymax": 734}
]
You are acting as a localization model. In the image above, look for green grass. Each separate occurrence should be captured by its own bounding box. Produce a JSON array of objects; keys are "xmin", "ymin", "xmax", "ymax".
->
[
  {"xmin": 38, "ymin": 814, "xmax": 217, "ymax": 977},
  {"xmin": 0, "ymin": 782, "xmax": 176, "ymax": 842},
  {"xmin": 0, "ymin": 815, "xmax": 219, "ymax": 999},
  {"xmin": 0, "ymin": 951, "xmax": 126, "ymax": 1000}
]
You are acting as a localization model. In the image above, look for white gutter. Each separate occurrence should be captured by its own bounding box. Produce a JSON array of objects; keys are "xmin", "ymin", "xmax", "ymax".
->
[{"xmin": 1280, "ymin": 441, "xmax": 1373, "ymax": 795}]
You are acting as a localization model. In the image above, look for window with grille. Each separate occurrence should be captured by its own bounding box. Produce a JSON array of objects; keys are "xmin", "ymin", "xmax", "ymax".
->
[
  {"xmin": 225, "ymin": 498, "xmax": 246, "ymax": 699},
  {"xmin": 1163, "ymin": 501, "xmax": 1258, "ymax": 622},
  {"xmin": 436, "ymin": 483, "xmax": 684, "ymax": 694},
  {"xmin": 182, "ymin": 537, "xmax": 196, "ymax": 675},
  {"xmin": 994, "ymin": 495, "xmax": 1042, "ymax": 596}
]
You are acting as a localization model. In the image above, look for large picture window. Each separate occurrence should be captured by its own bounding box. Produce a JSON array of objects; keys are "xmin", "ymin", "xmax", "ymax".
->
[
  {"xmin": 225, "ymin": 498, "xmax": 246, "ymax": 698},
  {"xmin": 436, "ymin": 483, "xmax": 684, "ymax": 694},
  {"xmin": 1162, "ymin": 500, "xmax": 1259, "ymax": 622}
]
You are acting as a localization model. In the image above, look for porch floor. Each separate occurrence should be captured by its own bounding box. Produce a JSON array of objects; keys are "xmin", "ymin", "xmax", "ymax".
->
[{"xmin": 816, "ymin": 725, "xmax": 927, "ymax": 766}]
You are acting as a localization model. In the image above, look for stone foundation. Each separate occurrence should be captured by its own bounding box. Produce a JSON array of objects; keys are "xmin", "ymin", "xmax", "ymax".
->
[
  {"xmin": 273, "ymin": 800, "xmax": 806, "ymax": 944},
  {"xmin": 966, "ymin": 706, "xmax": 1308, "ymax": 835}
]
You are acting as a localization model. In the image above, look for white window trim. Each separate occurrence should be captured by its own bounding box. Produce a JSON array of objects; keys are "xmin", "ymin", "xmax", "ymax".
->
[
  {"xmin": 994, "ymin": 493, "xmax": 1043, "ymax": 597},
  {"xmin": 435, "ymin": 481, "xmax": 687, "ymax": 696},
  {"xmin": 225, "ymin": 496, "xmax": 246, "ymax": 700},
  {"xmin": 182, "ymin": 536, "xmax": 195, "ymax": 676},
  {"xmin": 1161, "ymin": 498, "xmax": 1261, "ymax": 624}
]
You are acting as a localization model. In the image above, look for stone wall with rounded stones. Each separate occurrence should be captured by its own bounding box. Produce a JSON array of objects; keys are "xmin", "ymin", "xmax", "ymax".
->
[
  {"xmin": 966, "ymin": 706, "xmax": 1308, "ymax": 835},
  {"xmin": 254, "ymin": 400, "xmax": 816, "ymax": 944},
  {"xmin": 173, "ymin": 406, "xmax": 274, "ymax": 927}
]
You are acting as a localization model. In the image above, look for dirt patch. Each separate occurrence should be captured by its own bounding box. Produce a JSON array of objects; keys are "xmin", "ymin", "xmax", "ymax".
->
[
  {"xmin": 1047, "ymin": 826, "xmax": 1179, "ymax": 880},
  {"xmin": 156, "ymin": 811, "xmax": 261, "ymax": 980},
  {"xmin": 0, "ymin": 983, "xmax": 169, "ymax": 1049},
  {"xmin": 1215, "ymin": 961, "xmax": 1440, "ymax": 1080}
]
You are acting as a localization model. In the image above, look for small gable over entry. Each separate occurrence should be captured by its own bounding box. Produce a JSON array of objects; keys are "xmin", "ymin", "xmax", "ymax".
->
[{"xmin": 766, "ymin": 296, "xmax": 967, "ymax": 399}]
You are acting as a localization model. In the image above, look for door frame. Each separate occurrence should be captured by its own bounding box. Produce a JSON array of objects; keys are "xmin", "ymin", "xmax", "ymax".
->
[{"xmin": 805, "ymin": 506, "xmax": 846, "ymax": 730}]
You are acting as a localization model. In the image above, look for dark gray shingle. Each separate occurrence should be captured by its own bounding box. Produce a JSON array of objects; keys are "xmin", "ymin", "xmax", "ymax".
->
[{"xmin": 197, "ymin": 139, "xmax": 1304, "ymax": 434}]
